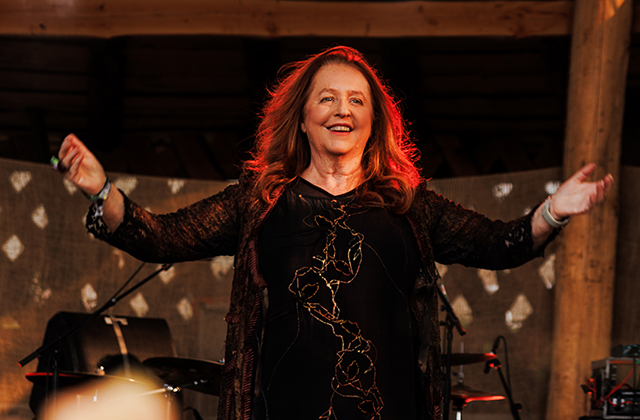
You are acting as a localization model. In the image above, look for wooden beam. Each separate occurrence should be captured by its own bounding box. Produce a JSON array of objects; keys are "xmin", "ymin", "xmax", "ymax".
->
[
  {"xmin": 546, "ymin": 0, "xmax": 631, "ymax": 418},
  {"xmin": 0, "ymin": 0, "xmax": 575, "ymax": 38}
]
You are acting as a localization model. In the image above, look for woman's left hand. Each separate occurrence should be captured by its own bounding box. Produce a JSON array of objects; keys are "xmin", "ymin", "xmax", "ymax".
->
[
  {"xmin": 547, "ymin": 162, "xmax": 614, "ymax": 220},
  {"xmin": 531, "ymin": 163, "xmax": 613, "ymax": 249}
]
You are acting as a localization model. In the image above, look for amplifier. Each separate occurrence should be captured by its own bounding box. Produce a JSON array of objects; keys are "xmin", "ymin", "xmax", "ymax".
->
[{"xmin": 590, "ymin": 357, "xmax": 640, "ymax": 419}]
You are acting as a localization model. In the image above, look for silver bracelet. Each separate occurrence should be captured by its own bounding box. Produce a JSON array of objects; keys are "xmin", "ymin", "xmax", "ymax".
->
[{"xmin": 542, "ymin": 196, "xmax": 570, "ymax": 228}]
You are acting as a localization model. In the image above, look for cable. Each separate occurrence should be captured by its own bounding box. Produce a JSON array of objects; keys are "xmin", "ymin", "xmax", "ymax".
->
[
  {"xmin": 595, "ymin": 366, "xmax": 635, "ymax": 408},
  {"xmin": 109, "ymin": 261, "xmax": 146, "ymax": 302},
  {"xmin": 633, "ymin": 357, "xmax": 638, "ymax": 419}
]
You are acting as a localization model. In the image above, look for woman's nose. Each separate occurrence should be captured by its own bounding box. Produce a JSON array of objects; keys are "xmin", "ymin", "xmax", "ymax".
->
[{"xmin": 334, "ymin": 99, "xmax": 350, "ymax": 117}]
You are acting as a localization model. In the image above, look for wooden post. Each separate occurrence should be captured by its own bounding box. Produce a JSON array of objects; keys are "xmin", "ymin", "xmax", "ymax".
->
[{"xmin": 546, "ymin": 0, "xmax": 631, "ymax": 419}]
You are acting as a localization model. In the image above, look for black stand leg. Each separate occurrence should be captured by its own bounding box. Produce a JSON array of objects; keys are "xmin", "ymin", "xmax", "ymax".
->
[
  {"xmin": 437, "ymin": 282, "xmax": 465, "ymax": 420},
  {"xmin": 442, "ymin": 320, "xmax": 454, "ymax": 420},
  {"xmin": 487, "ymin": 359, "xmax": 522, "ymax": 420}
]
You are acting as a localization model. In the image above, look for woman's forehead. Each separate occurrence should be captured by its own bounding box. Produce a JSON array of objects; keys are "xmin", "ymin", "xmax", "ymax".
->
[{"xmin": 309, "ymin": 63, "xmax": 371, "ymax": 95}]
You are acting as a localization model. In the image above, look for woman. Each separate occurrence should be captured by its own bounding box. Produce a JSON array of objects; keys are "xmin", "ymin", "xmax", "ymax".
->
[{"xmin": 57, "ymin": 46, "xmax": 612, "ymax": 420}]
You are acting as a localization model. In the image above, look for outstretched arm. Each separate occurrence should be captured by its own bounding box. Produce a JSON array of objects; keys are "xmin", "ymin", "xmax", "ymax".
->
[
  {"xmin": 531, "ymin": 162, "xmax": 614, "ymax": 249},
  {"xmin": 57, "ymin": 133, "xmax": 125, "ymax": 231}
]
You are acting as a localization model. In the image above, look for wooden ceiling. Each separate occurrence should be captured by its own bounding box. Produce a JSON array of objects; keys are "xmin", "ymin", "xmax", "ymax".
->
[{"xmin": 1, "ymin": 15, "xmax": 639, "ymax": 180}]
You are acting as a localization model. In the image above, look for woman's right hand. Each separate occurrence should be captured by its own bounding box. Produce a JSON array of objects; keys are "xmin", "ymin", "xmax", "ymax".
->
[
  {"xmin": 58, "ymin": 133, "xmax": 125, "ymax": 231},
  {"xmin": 58, "ymin": 133, "xmax": 108, "ymax": 196}
]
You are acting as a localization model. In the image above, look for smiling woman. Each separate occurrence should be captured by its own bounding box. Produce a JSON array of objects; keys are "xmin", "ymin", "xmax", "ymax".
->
[
  {"xmin": 249, "ymin": 46, "xmax": 421, "ymax": 215},
  {"xmin": 300, "ymin": 64, "xmax": 374, "ymax": 195},
  {"xmin": 54, "ymin": 45, "xmax": 612, "ymax": 420}
]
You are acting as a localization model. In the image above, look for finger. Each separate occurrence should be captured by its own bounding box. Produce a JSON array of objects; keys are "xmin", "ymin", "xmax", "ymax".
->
[
  {"xmin": 591, "ymin": 177, "xmax": 610, "ymax": 204},
  {"xmin": 66, "ymin": 155, "xmax": 85, "ymax": 183},
  {"xmin": 61, "ymin": 145, "xmax": 81, "ymax": 172},
  {"xmin": 65, "ymin": 153, "xmax": 79, "ymax": 177},
  {"xmin": 603, "ymin": 174, "xmax": 614, "ymax": 192},
  {"xmin": 571, "ymin": 162, "xmax": 597, "ymax": 182},
  {"xmin": 58, "ymin": 135, "xmax": 72, "ymax": 158},
  {"xmin": 592, "ymin": 175, "xmax": 613, "ymax": 202},
  {"xmin": 59, "ymin": 133, "xmax": 81, "ymax": 159},
  {"xmin": 66, "ymin": 147, "xmax": 87, "ymax": 178},
  {"xmin": 599, "ymin": 175, "xmax": 614, "ymax": 201}
]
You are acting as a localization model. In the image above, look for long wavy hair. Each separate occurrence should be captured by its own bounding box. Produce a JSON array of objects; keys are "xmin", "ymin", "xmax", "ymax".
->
[{"xmin": 245, "ymin": 45, "xmax": 421, "ymax": 214}]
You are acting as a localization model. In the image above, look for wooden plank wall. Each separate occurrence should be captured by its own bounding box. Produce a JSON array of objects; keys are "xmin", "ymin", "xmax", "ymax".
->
[
  {"xmin": 1, "ymin": 31, "xmax": 639, "ymax": 181},
  {"xmin": 0, "ymin": 35, "xmax": 578, "ymax": 180}
]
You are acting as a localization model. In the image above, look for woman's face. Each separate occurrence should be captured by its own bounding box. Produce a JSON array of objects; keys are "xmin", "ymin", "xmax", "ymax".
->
[{"xmin": 301, "ymin": 63, "xmax": 373, "ymax": 165}]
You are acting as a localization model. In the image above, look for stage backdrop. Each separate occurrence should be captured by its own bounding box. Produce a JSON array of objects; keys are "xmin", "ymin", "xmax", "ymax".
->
[{"xmin": 1, "ymin": 157, "xmax": 638, "ymax": 420}]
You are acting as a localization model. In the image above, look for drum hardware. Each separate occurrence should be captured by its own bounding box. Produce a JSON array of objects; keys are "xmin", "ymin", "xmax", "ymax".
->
[
  {"xmin": 143, "ymin": 357, "xmax": 223, "ymax": 420},
  {"xmin": 143, "ymin": 357, "xmax": 224, "ymax": 396},
  {"xmin": 445, "ymin": 345, "xmax": 505, "ymax": 420},
  {"xmin": 27, "ymin": 370, "xmax": 178, "ymax": 420},
  {"xmin": 437, "ymin": 277, "xmax": 466, "ymax": 420},
  {"xmin": 19, "ymin": 263, "xmax": 174, "ymax": 419},
  {"xmin": 439, "ymin": 333, "xmax": 522, "ymax": 420},
  {"xmin": 26, "ymin": 371, "xmax": 142, "ymax": 389},
  {"xmin": 106, "ymin": 383, "xmax": 180, "ymax": 420},
  {"xmin": 447, "ymin": 353, "xmax": 497, "ymax": 366},
  {"xmin": 450, "ymin": 383, "xmax": 506, "ymax": 420},
  {"xmin": 483, "ymin": 336, "xmax": 523, "ymax": 420}
]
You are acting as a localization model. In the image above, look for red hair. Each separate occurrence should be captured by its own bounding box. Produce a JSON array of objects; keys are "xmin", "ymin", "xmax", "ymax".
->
[{"xmin": 245, "ymin": 45, "xmax": 420, "ymax": 213}]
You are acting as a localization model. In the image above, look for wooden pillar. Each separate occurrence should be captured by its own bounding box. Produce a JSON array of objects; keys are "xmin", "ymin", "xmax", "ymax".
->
[{"xmin": 546, "ymin": 0, "xmax": 632, "ymax": 419}]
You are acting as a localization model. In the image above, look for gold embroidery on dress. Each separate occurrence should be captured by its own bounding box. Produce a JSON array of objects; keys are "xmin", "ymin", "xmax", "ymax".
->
[{"xmin": 289, "ymin": 199, "xmax": 383, "ymax": 419}]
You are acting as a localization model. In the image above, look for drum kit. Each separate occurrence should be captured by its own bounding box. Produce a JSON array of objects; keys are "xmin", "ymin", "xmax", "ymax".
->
[
  {"xmin": 20, "ymin": 265, "xmax": 226, "ymax": 419},
  {"xmin": 437, "ymin": 282, "xmax": 521, "ymax": 420},
  {"xmin": 25, "ymin": 352, "xmax": 519, "ymax": 420},
  {"xmin": 26, "ymin": 357, "xmax": 223, "ymax": 420},
  {"xmin": 445, "ymin": 352, "xmax": 506, "ymax": 419}
]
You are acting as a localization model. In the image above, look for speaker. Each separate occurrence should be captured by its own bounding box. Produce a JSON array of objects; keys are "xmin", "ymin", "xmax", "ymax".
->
[{"xmin": 29, "ymin": 311, "xmax": 177, "ymax": 415}]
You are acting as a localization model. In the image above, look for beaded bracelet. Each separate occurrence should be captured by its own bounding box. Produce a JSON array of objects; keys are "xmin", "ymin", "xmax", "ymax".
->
[
  {"xmin": 542, "ymin": 196, "xmax": 570, "ymax": 228},
  {"xmin": 84, "ymin": 178, "xmax": 111, "ymax": 217}
]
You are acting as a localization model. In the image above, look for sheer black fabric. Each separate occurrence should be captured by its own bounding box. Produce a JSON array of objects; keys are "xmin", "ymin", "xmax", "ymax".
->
[{"xmin": 256, "ymin": 178, "xmax": 422, "ymax": 420}]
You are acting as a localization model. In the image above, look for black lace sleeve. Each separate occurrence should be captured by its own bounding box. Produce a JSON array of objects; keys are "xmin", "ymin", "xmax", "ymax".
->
[
  {"xmin": 86, "ymin": 182, "xmax": 243, "ymax": 264},
  {"xmin": 422, "ymin": 188, "xmax": 559, "ymax": 270}
]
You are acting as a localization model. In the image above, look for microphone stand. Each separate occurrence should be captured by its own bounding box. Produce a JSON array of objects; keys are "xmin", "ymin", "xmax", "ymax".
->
[
  {"xmin": 19, "ymin": 263, "xmax": 173, "ymax": 419},
  {"xmin": 436, "ymin": 281, "xmax": 466, "ymax": 420},
  {"xmin": 486, "ymin": 358, "xmax": 522, "ymax": 420}
]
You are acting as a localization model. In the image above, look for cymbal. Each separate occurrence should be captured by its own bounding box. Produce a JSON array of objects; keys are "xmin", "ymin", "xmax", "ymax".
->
[
  {"xmin": 143, "ymin": 357, "xmax": 223, "ymax": 395},
  {"xmin": 26, "ymin": 371, "xmax": 138, "ymax": 388},
  {"xmin": 446, "ymin": 353, "xmax": 496, "ymax": 365},
  {"xmin": 450, "ymin": 383, "xmax": 505, "ymax": 403}
]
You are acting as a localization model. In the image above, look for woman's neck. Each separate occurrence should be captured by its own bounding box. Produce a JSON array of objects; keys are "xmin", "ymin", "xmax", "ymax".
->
[{"xmin": 300, "ymin": 159, "xmax": 364, "ymax": 196}]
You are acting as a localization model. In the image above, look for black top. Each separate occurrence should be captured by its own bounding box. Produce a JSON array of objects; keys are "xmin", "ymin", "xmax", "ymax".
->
[{"xmin": 256, "ymin": 178, "xmax": 422, "ymax": 420}]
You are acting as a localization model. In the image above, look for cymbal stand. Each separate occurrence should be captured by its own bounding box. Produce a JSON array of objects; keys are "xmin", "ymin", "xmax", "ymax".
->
[
  {"xmin": 450, "ymin": 397, "xmax": 467, "ymax": 420},
  {"xmin": 105, "ymin": 383, "xmax": 180, "ymax": 420},
  {"xmin": 450, "ymin": 346, "xmax": 466, "ymax": 420},
  {"xmin": 485, "ymin": 358, "xmax": 522, "ymax": 420},
  {"xmin": 436, "ymin": 283, "xmax": 466, "ymax": 420}
]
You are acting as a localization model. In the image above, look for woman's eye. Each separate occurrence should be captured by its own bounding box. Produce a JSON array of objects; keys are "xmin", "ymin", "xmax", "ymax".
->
[
  {"xmin": 320, "ymin": 97, "xmax": 334, "ymax": 103},
  {"xmin": 351, "ymin": 98, "xmax": 363, "ymax": 105}
]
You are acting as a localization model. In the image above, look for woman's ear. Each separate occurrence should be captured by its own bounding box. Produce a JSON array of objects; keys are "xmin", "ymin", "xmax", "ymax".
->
[{"xmin": 300, "ymin": 122, "xmax": 307, "ymax": 134}]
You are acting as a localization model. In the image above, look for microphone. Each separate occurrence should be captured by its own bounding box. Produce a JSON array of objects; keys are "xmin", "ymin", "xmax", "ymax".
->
[
  {"xmin": 490, "ymin": 336, "xmax": 501, "ymax": 354},
  {"xmin": 484, "ymin": 336, "xmax": 502, "ymax": 374}
]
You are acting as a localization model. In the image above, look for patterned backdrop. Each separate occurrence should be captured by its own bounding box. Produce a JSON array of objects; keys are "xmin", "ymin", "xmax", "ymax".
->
[{"xmin": 1, "ymin": 157, "xmax": 638, "ymax": 420}]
